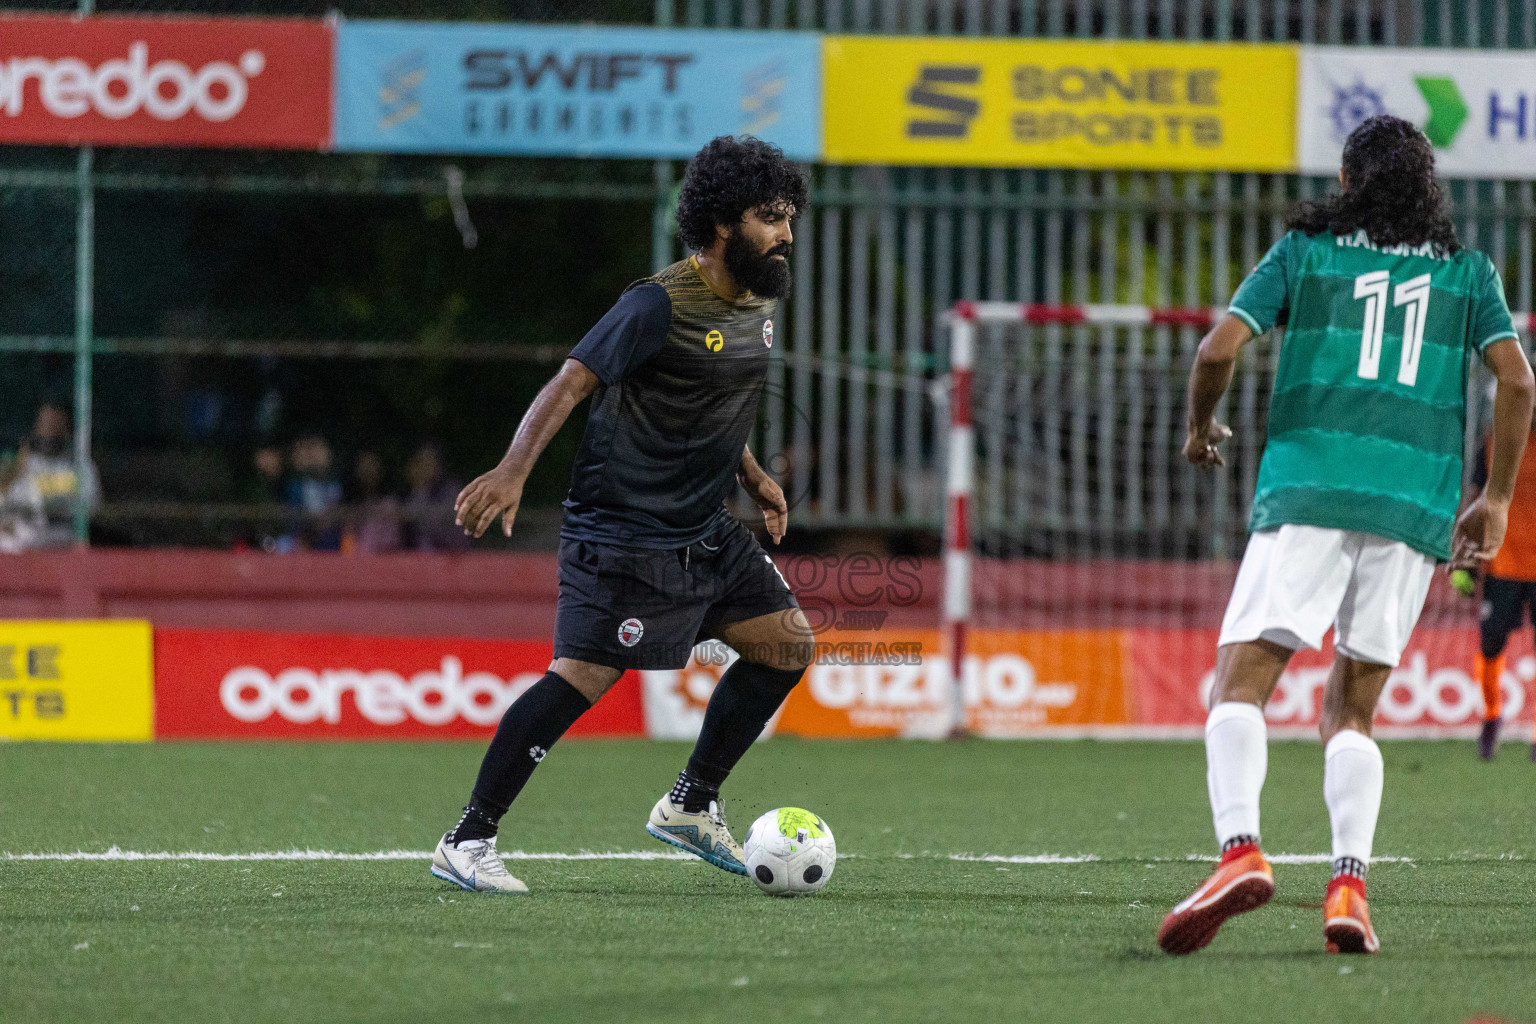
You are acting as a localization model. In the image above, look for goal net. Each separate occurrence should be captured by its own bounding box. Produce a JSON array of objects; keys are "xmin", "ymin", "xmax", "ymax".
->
[{"xmin": 940, "ymin": 301, "xmax": 1524, "ymax": 739}]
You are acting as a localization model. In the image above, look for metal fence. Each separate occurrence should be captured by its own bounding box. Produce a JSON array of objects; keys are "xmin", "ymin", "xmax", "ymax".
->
[
  {"xmin": 662, "ymin": 1, "xmax": 1530, "ymax": 42},
  {"xmin": 764, "ymin": 169, "xmax": 1535, "ymax": 554},
  {"xmin": 704, "ymin": 0, "xmax": 1536, "ymax": 547},
  {"xmin": 3, "ymin": 0, "xmax": 1534, "ymax": 550}
]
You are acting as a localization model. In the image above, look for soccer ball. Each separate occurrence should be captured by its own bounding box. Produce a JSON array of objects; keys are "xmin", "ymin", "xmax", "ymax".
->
[{"xmin": 743, "ymin": 807, "xmax": 836, "ymax": 897}]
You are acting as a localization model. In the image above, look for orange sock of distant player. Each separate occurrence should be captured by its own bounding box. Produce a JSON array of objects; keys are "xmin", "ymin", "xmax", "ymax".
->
[{"xmin": 1476, "ymin": 652, "xmax": 1506, "ymax": 721}]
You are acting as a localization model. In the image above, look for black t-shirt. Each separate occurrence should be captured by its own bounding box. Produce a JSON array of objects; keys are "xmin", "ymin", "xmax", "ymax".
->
[{"xmin": 563, "ymin": 256, "xmax": 777, "ymax": 548}]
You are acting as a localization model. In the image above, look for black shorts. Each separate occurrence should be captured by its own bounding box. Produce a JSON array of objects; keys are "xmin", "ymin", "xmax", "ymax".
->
[
  {"xmin": 552, "ymin": 518, "xmax": 800, "ymax": 670},
  {"xmin": 1480, "ymin": 575, "xmax": 1536, "ymax": 656}
]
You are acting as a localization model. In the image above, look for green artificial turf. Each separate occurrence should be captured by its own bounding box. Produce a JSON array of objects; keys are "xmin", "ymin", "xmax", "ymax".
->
[{"xmin": 1, "ymin": 738, "xmax": 1533, "ymax": 1023}]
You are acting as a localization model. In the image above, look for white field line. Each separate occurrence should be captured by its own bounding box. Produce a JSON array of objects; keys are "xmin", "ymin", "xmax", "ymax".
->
[
  {"xmin": 947, "ymin": 854, "xmax": 1102, "ymax": 864},
  {"xmin": 1, "ymin": 847, "xmax": 1528, "ymax": 865},
  {"xmin": 1, "ymin": 847, "xmax": 688, "ymax": 863},
  {"xmin": 949, "ymin": 853, "xmax": 1420, "ymax": 865},
  {"xmin": 952, "ymin": 853, "xmax": 1530, "ymax": 865},
  {"xmin": 948, "ymin": 854, "xmax": 1419, "ymax": 865}
]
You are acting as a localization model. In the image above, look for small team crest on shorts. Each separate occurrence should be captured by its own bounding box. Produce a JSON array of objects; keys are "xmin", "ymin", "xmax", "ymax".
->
[
  {"xmin": 617, "ymin": 617, "xmax": 644, "ymax": 647},
  {"xmin": 762, "ymin": 319, "xmax": 773, "ymax": 348}
]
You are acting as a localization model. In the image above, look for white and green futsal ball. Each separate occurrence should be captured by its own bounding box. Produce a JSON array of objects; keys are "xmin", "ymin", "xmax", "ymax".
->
[{"xmin": 743, "ymin": 807, "xmax": 836, "ymax": 897}]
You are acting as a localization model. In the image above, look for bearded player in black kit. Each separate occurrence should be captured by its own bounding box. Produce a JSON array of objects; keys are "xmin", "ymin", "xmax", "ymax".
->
[{"xmin": 430, "ymin": 136, "xmax": 815, "ymax": 893}]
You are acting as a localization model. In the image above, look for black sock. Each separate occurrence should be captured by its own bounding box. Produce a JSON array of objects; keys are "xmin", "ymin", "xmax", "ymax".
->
[
  {"xmin": 678, "ymin": 659, "xmax": 804, "ymax": 810},
  {"xmin": 1332, "ymin": 856, "xmax": 1368, "ymax": 880},
  {"xmin": 447, "ymin": 670, "xmax": 591, "ymax": 843},
  {"xmin": 447, "ymin": 800, "xmax": 502, "ymax": 844},
  {"xmin": 670, "ymin": 768, "xmax": 720, "ymax": 814},
  {"xmin": 1221, "ymin": 834, "xmax": 1260, "ymax": 855}
]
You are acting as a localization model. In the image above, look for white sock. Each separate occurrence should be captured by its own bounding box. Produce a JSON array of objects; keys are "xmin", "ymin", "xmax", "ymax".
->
[
  {"xmin": 1205, "ymin": 701, "xmax": 1268, "ymax": 847},
  {"xmin": 1324, "ymin": 729, "xmax": 1384, "ymax": 868}
]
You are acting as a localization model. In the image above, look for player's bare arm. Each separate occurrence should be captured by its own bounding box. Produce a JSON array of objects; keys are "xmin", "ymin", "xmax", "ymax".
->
[
  {"xmin": 454, "ymin": 358, "xmax": 599, "ymax": 539},
  {"xmin": 1182, "ymin": 313, "xmax": 1249, "ymax": 467},
  {"xmin": 1454, "ymin": 338, "xmax": 1536, "ymax": 567},
  {"xmin": 737, "ymin": 445, "xmax": 788, "ymax": 544}
]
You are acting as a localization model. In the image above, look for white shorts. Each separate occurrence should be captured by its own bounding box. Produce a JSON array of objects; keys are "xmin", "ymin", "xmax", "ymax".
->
[{"xmin": 1218, "ymin": 525, "xmax": 1436, "ymax": 667}]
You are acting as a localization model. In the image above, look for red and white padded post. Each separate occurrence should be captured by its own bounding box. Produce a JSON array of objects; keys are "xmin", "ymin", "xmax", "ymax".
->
[{"xmin": 944, "ymin": 302, "xmax": 976, "ymax": 738}]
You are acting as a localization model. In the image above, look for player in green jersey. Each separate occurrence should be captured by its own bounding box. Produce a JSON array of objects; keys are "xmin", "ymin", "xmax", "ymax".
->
[{"xmin": 1157, "ymin": 116, "xmax": 1535, "ymax": 957}]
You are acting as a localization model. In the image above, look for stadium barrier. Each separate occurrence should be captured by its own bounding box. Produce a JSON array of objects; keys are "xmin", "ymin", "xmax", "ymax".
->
[
  {"xmin": 154, "ymin": 629, "xmax": 644, "ymax": 740},
  {"xmin": 0, "ymin": 619, "xmax": 152, "ymax": 741},
  {"xmin": 1, "ymin": 551, "xmax": 1528, "ymax": 742},
  {"xmin": 12, "ymin": 15, "xmax": 1536, "ymax": 176}
]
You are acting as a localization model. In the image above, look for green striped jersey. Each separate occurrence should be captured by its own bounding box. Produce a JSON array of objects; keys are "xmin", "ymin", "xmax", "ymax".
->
[{"xmin": 1229, "ymin": 229, "xmax": 1518, "ymax": 560}]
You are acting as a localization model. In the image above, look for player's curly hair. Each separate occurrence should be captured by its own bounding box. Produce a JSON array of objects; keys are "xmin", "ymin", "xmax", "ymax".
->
[
  {"xmin": 676, "ymin": 136, "xmax": 808, "ymax": 252},
  {"xmin": 1288, "ymin": 115, "xmax": 1460, "ymax": 254}
]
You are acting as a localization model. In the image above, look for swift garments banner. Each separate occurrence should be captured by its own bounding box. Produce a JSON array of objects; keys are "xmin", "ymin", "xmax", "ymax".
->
[
  {"xmin": 0, "ymin": 620, "xmax": 153, "ymax": 741},
  {"xmin": 0, "ymin": 14, "xmax": 332, "ymax": 148},
  {"xmin": 822, "ymin": 35, "xmax": 1296, "ymax": 170},
  {"xmin": 153, "ymin": 628, "xmax": 643, "ymax": 740},
  {"xmin": 333, "ymin": 22, "xmax": 821, "ymax": 158}
]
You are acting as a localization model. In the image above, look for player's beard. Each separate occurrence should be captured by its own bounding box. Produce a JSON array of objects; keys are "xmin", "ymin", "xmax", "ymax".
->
[{"xmin": 724, "ymin": 231, "xmax": 793, "ymax": 299}]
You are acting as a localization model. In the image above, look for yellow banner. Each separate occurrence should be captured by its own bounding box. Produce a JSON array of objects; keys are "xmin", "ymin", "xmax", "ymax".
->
[
  {"xmin": 0, "ymin": 620, "xmax": 153, "ymax": 741},
  {"xmin": 823, "ymin": 36, "xmax": 1296, "ymax": 170}
]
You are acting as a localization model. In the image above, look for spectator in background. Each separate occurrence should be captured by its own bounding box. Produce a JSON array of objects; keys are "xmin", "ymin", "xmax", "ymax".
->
[
  {"xmin": 403, "ymin": 442, "xmax": 468, "ymax": 551},
  {"xmin": 251, "ymin": 446, "xmax": 286, "ymax": 503},
  {"xmin": 343, "ymin": 450, "xmax": 402, "ymax": 554},
  {"xmin": 285, "ymin": 433, "xmax": 343, "ymax": 551},
  {"xmin": 0, "ymin": 446, "xmax": 45, "ymax": 553},
  {"xmin": 238, "ymin": 445, "xmax": 288, "ymax": 551},
  {"xmin": 12, "ymin": 403, "xmax": 100, "ymax": 548}
]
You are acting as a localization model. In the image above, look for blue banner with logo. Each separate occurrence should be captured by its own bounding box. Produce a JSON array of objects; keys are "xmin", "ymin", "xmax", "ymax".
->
[{"xmin": 334, "ymin": 21, "xmax": 821, "ymax": 159}]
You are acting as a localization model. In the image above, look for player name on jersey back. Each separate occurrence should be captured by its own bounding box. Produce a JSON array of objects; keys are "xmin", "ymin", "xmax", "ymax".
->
[{"xmin": 1229, "ymin": 229, "xmax": 1518, "ymax": 561}]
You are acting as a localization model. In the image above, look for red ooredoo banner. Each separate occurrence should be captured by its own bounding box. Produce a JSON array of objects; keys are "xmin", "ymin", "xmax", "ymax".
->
[
  {"xmin": 1131, "ymin": 627, "xmax": 1536, "ymax": 734},
  {"xmin": 154, "ymin": 628, "xmax": 644, "ymax": 740},
  {"xmin": 0, "ymin": 14, "xmax": 331, "ymax": 148}
]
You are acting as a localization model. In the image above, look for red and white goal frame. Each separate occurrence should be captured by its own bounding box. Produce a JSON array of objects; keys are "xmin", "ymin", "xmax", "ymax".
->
[{"xmin": 939, "ymin": 300, "xmax": 1534, "ymax": 736}]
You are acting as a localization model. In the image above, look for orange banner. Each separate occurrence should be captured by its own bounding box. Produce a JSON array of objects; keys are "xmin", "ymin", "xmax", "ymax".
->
[{"xmin": 776, "ymin": 627, "xmax": 1132, "ymax": 738}]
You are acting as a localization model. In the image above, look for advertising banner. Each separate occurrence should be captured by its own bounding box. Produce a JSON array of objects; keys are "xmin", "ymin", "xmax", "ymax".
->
[
  {"xmin": 1300, "ymin": 47, "xmax": 1536, "ymax": 178},
  {"xmin": 0, "ymin": 14, "xmax": 332, "ymax": 149},
  {"xmin": 0, "ymin": 620, "xmax": 153, "ymax": 741},
  {"xmin": 334, "ymin": 22, "xmax": 821, "ymax": 159},
  {"xmin": 646, "ymin": 625, "xmax": 1516, "ymax": 740},
  {"xmin": 747, "ymin": 627, "xmax": 1131, "ymax": 739},
  {"xmin": 822, "ymin": 36, "xmax": 1295, "ymax": 170},
  {"xmin": 153, "ymin": 628, "xmax": 643, "ymax": 740},
  {"xmin": 1131, "ymin": 627, "xmax": 1535, "ymax": 735},
  {"xmin": 640, "ymin": 644, "xmax": 787, "ymax": 741}
]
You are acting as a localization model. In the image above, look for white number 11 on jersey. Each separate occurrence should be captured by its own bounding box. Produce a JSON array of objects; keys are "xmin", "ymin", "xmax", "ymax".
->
[{"xmin": 1353, "ymin": 270, "xmax": 1432, "ymax": 387}]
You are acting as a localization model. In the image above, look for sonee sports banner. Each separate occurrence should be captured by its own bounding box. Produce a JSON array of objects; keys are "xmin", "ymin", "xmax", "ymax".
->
[
  {"xmin": 0, "ymin": 620, "xmax": 153, "ymax": 741},
  {"xmin": 821, "ymin": 36, "xmax": 1297, "ymax": 170}
]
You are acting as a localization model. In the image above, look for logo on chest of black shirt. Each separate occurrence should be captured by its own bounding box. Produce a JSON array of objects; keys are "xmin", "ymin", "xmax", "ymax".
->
[{"xmin": 702, "ymin": 321, "xmax": 773, "ymax": 353}]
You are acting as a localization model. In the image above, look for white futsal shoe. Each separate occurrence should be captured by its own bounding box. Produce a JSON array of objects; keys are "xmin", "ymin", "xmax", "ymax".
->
[
  {"xmin": 430, "ymin": 833, "xmax": 529, "ymax": 894},
  {"xmin": 645, "ymin": 793, "xmax": 748, "ymax": 875}
]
